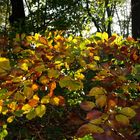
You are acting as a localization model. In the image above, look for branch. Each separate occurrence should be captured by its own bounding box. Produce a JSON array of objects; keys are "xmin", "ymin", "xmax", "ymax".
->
[{"xmin": 85, "ymin": 0, "xmax": 102, "ymax": 32}]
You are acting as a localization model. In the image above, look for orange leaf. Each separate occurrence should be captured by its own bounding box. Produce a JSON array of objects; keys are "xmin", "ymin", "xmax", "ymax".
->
[
  {"xmin": 48, "ymin": 81, "xmax": 56, "ymax": 97},
  {"xmin": 39, "ymin": 37, "xmax": 48, "ymax": 45},
  {"xmin": 28, "ymin": 99, "xmax": 39, "ymax": 107},
  {"xmin": 32, "ymin": 84, "xmax": 39, "ymax": 91}
]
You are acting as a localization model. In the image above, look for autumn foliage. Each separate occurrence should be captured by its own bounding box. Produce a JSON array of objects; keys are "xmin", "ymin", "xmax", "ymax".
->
[{"xmin": 0, "ymin": 31, "xmax": 140, "ymax": 139}]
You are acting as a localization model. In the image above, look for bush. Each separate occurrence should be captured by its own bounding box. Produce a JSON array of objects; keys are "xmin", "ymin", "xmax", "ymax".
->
[{"xmin": 0, "ymin": 31, "xmax": 140, "ymax": 139}]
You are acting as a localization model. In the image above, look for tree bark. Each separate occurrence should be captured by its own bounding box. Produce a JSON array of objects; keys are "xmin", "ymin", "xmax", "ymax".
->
[
  {"xmin": 131, "ymin": 0, "xmax": 140, "ymax": 39},
  {"xmin": 9, "ymin": 0, "xmax": 25, "ymax": 28}
]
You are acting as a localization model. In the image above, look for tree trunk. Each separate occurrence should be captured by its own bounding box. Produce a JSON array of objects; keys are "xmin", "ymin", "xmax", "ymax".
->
[
  {"xmin": 9, "ymin": 0, "xmax": 25, "ymax": 29},
  {"xmin": 131, "ymin": 0, "xmax": 140, "ymax": 39}
]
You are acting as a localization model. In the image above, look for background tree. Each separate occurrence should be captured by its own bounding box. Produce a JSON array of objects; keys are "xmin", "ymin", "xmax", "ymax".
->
[
  {"xmin": 9, "ymin": 0, "xmax": 25, "ymax": 32},
  {"xmin": 131, "ymin": 0, "xmax": 140, "ymax": 39},
  {"xmin": 0, "ymin": 0, "xmax": 131, "ymax": 37}
]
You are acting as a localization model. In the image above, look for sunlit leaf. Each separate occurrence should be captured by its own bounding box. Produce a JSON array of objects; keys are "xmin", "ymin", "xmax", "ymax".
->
[
  {"xmin": 22, "ymin": 104, "xmax": 32, "ymax": 113},
  {"xmin": 0, "ymin": 57, "xmax": 11, "ymax": 77},
  {"xmin": 41, "ymin": 95, "xmax": 50, "ymax": 104},
  {"xmin": 7, "ymin": 116, "xmax": 15, "ymax": 123},
  {"xmin": 102, "ymin": 32, "xmax": 108, "ymax": 40},
  {"xmin": 35, "ymin": 105, "xmax": 46, "ymax": 118},
  {"xmin": 32, "ymin": 84, "xmax": 39, "ymax": 91},
  {"xmin": 118, "ymin": 107, "xmax": 136, "ymax": 118},
  {"xmin": 39, "ymin": 36, "xmax": 48, "ymax": 45},
  {"xmin": 50, "ymin": 96, "xmax": 60, "ymax": 106},
  {"xmin": 26, "ymin": 36, "xmax": 32, "ymax": 42},
  {"xmin": 94, "ymin": 56, "xmax": 100, "ymax": 61},
  {"xmin": 28, "ymin": 99, "xmax": 39, "ymax": 107}
]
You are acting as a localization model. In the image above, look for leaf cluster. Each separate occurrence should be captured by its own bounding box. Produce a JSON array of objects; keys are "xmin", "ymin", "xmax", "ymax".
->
[{"xmin": 0, "ymin": 31, "xmax": 140, "ymax": 139}]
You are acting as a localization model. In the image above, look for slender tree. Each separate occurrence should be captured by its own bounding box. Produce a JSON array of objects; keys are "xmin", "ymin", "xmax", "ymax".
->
[
  {"xmin": 9, "ymin": 0, "xmax": 25, "ymax": 29},
  {"xmin": 131, "ymin": 0, "xmax": 140, "ymax": 39}
]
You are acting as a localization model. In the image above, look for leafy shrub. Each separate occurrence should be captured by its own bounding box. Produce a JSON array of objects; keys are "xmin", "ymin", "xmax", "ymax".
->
[{"xmin": 0, "ymin": 31, "xmax": 140, "ymax": 139}]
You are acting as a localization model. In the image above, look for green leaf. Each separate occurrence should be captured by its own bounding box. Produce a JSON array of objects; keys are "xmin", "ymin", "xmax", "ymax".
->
[
  {"xmin": 59, "ymin": 76, "xmax": 83, "ymax": 91},
  {"xmin": 47, "ymin": 68, "xmax": 60, "ymax": 78},
  {"xmin": 35, "ymin": 105, "xmax": 46, "ymax": 118},
  {"xmin": 26, "ymin": 109, "xmax": 36, "ymax": 120},
  {"xmin": 23, "ymin": 86, "xmax": 33, "ymax": 99},
  {"xmin": 115, "ymin": 114, "xmax": 129, "ymax": 125},
  {"xmin": 88, "ymin": 87, "xmax": 106, "ymax": 98},
  {"xmin": 0, "ymin": 89, "xmax": 8, "ymax": 99},
  {"xmin": 118, "ymin": 107, "xmax": 136, "ymax": 118},
  {"xmin": 13, "ymin": 110, "xmax": 24, "ymax": 117}
]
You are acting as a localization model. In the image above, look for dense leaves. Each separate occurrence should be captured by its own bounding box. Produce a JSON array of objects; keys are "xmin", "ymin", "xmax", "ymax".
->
[{"xmin": 0, "ymin": 31, "xmax": 140, "ymax": 139}]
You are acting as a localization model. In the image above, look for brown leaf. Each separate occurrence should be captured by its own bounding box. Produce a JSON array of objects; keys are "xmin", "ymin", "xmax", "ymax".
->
[
  {"xmin": 80, "ymin": 101, "xmax": 95, "ymax": 111},
  {"xmin": 86, "ymin": 110, "xmax": 102, "ymax": 120},
  {"xmin": 76, "ymin": 123, "xmax": 104, "ymax": 138}
]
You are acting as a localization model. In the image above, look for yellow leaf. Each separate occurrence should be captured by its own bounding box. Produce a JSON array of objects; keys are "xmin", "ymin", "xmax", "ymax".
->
[
  {"xmin": 0, "ymin": 57, "xmax": 11, "ymax": 77},
  {"xmin": 20, "ymin": 63, "xmax": 28, "ymax": 71},
  {"xmin": 26, "ymin": 36, "xmax": 32, "ymax": 42},
  {"xmin": 23, "ymin": 86, "xmax": 33, "ymax": 99},
  {"xmin": 102, "ymin": 32, "xmax": 108, "ymax": 40},
  {"xmin": 0, "ymin": 106, "xmax": 2, "ymax": 112},
  {"xmin": 35, "ymin": 105, "xmax": 46, "ymax": 118},
  {"xmin": 119, "ymin": 107, "xmax": 136, "ymax": 118},
  {"xmin": 90, "ymin": 117, "xmax": 102, "ymax": 125},
  {"xmin": 39, "ymin": 76, "xmax": 49, "ymax": 85},
  {"xmin": 88, "ymin": 87, "xmax": 106, "ymax": 98},
  {"xmin": 96, "ymin": 95, "xmax": 107, "ymax": 108},
  {"xmin": 2, "ymin": 107, "xmax": 8, "ymax": 115},
  {"xmin": 50, "ymin": 96, "xmax": 60, "ymax": 106},
  {"xmin": 33, "ymin": 95, "xmax": 39, "ymax": 101},
  {"xmin": 22, "ymin": 104, "xmax": 32, "ymax": 113},
  {"xmin": 41, "ymin": 96, "xmax": 50, "ymax": 104},
  {"xmin": 7, "ymin": 116, "xmax": 15, "ymax": 123},
  {"xmin": 34, "ymin": 33, "xmax": 40, "ymax": 40},
  {"xmin": 115, "ymin": 114, "xmax": 129, "ymax": 125},
  {"xmin": 8, "ymin": 102, "xmax": 17, "ymax": 111},
  {"xmin": 94, "ymin": 56, "xmax": 100, "ymax": 61}
]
